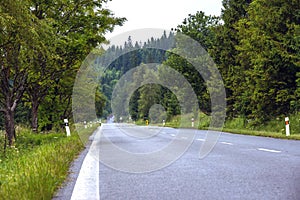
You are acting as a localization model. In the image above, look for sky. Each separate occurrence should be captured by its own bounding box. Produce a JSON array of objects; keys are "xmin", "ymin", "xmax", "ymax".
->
[{"xmin": 104, "ymin": 0, "xmax": 223, "ymax": 47}]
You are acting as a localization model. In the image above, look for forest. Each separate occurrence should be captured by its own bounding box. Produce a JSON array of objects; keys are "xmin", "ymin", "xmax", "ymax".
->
[
  {"xmin": 100, "ymin": 0, "xmax": 299, "ymax": 131},
  {"xmin": 0, "ymin": 0, "xmax": 125, "ymax": 145},
  {"xmin": 0, "ymin": 0, "xmax": 300, "ymax": 146}
]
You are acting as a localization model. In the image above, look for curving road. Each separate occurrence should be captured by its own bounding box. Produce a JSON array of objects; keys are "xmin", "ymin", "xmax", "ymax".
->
[{"xmin": 54, "ymin": 123, "xmax": 300, "ymax": 200}]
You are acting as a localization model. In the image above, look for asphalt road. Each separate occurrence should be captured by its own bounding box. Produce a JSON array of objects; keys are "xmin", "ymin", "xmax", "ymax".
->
[{"xmin": 54, "ymin": 123, "xmax": 300, "ymax": 200}]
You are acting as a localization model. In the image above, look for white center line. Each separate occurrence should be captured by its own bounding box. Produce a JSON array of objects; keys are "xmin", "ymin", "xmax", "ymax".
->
[
  {"xmin": 196, "ymin": 138, "xmax": 205, "ymax": 141},
  {"xmin": 220, "ymin": 142, "xmax": 233, "ymax": 145},
  {"xmin": 170, "ymin": 134, "xmax": 176, "ymax": 137},
  {"xmin": 257, "ymin": 148, "xmax": 281, "ymax": 153}
]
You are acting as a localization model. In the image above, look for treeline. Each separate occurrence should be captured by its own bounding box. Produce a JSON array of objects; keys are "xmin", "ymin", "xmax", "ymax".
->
[
  {"xmin": 101, "ymin": 0, "xmax": 299, "ymax": 126},
  {"xmin": 179, "ymin": 0, "xmax": 300, "ymax": 125},
  {"xmin": 209, "ymin": 0, "xmax": 299, "ymax": 124},
  {"xmin": 1, "ymin": 0, "xmax": 299, "ymax": 146},
  {"xmin": 100, "ymin": 31, "xmax": 176, "ymax": 119},
  {"xmin": 0, "ymin": 0, "xmax": 125, "ymax": 145}
]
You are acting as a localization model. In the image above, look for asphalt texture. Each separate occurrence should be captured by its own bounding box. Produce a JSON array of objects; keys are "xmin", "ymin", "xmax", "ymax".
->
[{"xmin": 54, "ymin": 123, "xmax": 300, "ymax": 200}]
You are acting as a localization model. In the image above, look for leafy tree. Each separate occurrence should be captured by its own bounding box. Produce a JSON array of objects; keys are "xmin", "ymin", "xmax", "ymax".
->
[
  {"xmin": 210, "ymin": 0, "xmax": 252, "ymax": 118},
  {"xmin": 0, "ymin": 0, "xmax": 49, "ymax": 145},
  {"xmin": 27, "ymin": 0, "xmax": 125, "ymax": 131},
  {"xmin": 175, "ymin": 11, "xmax": 220, "ymax": 51},
  {"xmin": 235, "ymin": 0, "xmax": 300, "ymax": 123},
  {"xmin": 291, "ymin": 13, "xmax": 300, "ymax": 113},
  {"xmin": 164, "ymin": 11, "xmax": 220, "ymax": 114},
  {"xmin": 136, "ymin": 65, "xmax": 163, "ymax": 119}
]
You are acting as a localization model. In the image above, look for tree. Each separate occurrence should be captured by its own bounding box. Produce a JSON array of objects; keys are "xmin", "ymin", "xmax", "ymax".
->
[
  {"xmin": 137, "ymin": 65, "xmax": 163, "ymax": 119},
  {"xmin": 164, "ymin": 11, "xmax": 220, "ymax": 114},
  {"xmin": 27, "ymin": 0, "xmax": 125, "ymax": 131},
  {"xmin": 175, "ymin": 11, "xmax": 220, "ymax": 51},
  {"xmin": 100, "ymin": 33, "xmax": 175, "ymax": 119},
  {"xmin": 235, "ymin": 0, "xmax": 300, "ymax": 123},
  {"xmin": 0, "ymin": 0, "xmax": 49, "ymax": 145},
  {"xmin": 209, "ymin": 0, "xmax": 252, "ymax": 118}
]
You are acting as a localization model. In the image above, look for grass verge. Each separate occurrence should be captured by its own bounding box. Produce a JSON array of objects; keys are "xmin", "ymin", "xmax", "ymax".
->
[
  {"xmin": 159, "ymin": 112, "xmax": 300, "ymax": 140},
  {"xmin": 0, "ymin": 126, "xmax": 97, "ymax": 200}
]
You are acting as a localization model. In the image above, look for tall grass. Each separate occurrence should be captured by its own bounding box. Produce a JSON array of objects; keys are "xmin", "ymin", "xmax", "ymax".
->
[
  {"xmin": 0, "ymin": 136, "xmax": 83, "ymax": 200},
  {"xmin": 223, "ymin": 113, "xmax": 300, "ymax": 135},
  {"xmin": 0, "ymin": 126, "xmax": 97, "ymax": 200}
]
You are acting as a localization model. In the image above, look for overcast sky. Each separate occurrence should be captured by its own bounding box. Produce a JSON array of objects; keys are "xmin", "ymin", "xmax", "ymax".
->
[{"xmin": 104, "ymin": 0, "xmax": 223, "ymax": 46}]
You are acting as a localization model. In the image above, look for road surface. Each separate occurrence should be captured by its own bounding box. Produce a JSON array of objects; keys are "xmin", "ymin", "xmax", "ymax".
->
[{"xmin": 54, "ymin": 123, "xmax": 300, "ymax": 200}]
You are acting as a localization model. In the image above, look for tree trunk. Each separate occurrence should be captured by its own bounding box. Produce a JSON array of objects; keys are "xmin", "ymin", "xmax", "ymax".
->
[
  {"xmin": 31, "ymin": 100, "xmax": 39, "ymax": 132},
  {"xmin": 4, "ymin": 109, "xmax": 16, "ymax": 146}
]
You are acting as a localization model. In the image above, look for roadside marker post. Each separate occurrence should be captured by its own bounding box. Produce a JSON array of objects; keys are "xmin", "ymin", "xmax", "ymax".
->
[
  {"xmin": 191, "ymin": 118, "xmax": 194, "ymax": 128},
  {"xmin": 64, "ymin": 119, "xmax": 71, "ymax": 137},
  {"xmin": 84, "ymin": 121, "xmax": 87, "ymax": 129},
  {"xmin": 285, "ymin": 117, "xmax": 290, "ymax": 136},
  {"xmin": 163, "ymin": 119, "xmax": 165, "ymax": 126}
]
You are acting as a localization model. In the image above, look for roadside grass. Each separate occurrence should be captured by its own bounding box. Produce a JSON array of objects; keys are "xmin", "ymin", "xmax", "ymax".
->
[
  {"xmin": 134, "ymin": 120, "xmax": 146, "ymax": 126},
  {"xmin": 0, "ymin": 125, "xmax": 97, "ymax": 200},
  {"xmin": 222, "ymin": 113, "xmax": 300, "ymax": 139},
  {"xmin": 221, "ymin": 128, "xmax": 300, "ymax": 140},
  {"xmin": 164, "ymin": 113, "xmax": 210, "ymax": 129},
  {"xmin": 75, "ymin": 123, "xmax": 100, "ymax": 145},
  {"xmin": 162, "ymin": 112, "xmax": 300, "ymax": 140}
]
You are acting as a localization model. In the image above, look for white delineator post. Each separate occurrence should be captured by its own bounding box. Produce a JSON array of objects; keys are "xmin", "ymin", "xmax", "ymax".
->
[
  {"xmin": 84, "ymin": 121, "xmax": 87, "ymax": 129},
  {"xmin": 163, "ymin": 120, "xmax": 166, "ymax": 126},
  {"xmin": 191, "ymin": 118, "xmax": 194, "ymax": 128},
  {"xmin": 285, "ymin": 117, "xmax": 290, "ymax": 136},
  {"xmin": 64, "ymin": 119, "xmax": 71, "ymax": 137}
]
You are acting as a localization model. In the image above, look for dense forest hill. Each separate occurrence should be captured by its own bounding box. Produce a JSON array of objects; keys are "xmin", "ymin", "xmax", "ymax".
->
[
  {"xmin": 98, "ymin": 31, "xmax": 177, "ymax": 119},
  {"xmin": 100, "ymin": 0, "xmax": 300, "ymax": 128}
]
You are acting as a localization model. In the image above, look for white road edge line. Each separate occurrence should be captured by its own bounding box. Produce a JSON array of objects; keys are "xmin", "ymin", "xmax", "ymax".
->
[
  {"xmin": 220, "ymin": 142, "xmax": 233, "ymax": 145},
  {"xmin": 257, "ymin": 148, "xmax": 281, "ymax": 153},
  {"xmin": 71, "ymin": 126, "xmax": 102, "ymax": 200}
]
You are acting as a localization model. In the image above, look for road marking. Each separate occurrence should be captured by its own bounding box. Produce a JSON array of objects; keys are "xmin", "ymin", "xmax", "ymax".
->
[
  {"xmin": 220, "ymin": 142, "xmax": 233, "ymax": 145},
  {"xmin": 196, "ymin": 138, "xmax": 205, "ymax": 141},
  {"xmin": 170, "ymin": 134, "xmax": 176, "ymax": 137},
  {"xmin": 71, "ymin": 127, "xmax": 101, "ymax": 200},
  {"xmin": 181, "ymin": 137, "xmax": 187, "ymax": 139},
  {"xmin": 257, "ymin": 148, "xmax": 281, "ymax": 153}
]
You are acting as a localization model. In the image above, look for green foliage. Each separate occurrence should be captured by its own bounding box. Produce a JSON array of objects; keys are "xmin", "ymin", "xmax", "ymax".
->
[
  {"xmin": 2, "ymin": 0, "xmax": 299, "ymax": 146},
  {"xmin": 209, "ymin": 0, "xmax": 252, "ymax": 118},
  {"xmin": 100, "ymin": 33, "xmax": 175, "ymax": 120},
  {"xmin": 0, "ymin": 0, "xmax": 48, "ymax": 143},
  {"xmin": 235, "ymin": 0, "xmax": 300, "ymax": 122},
  {"xmin": 160, "ymin": 13, "xmax": 220, "ymax": 116},
  {"xmin": 145, "ymin": 0, "xmax": 300, "ymax": 138},
  {"xmin": 175, "ymin": 11, "xmax": 220, "ymax": 50},
  {"xmin": 0, "ymin": 0, "xmax": 125, "ymax": 140}
]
